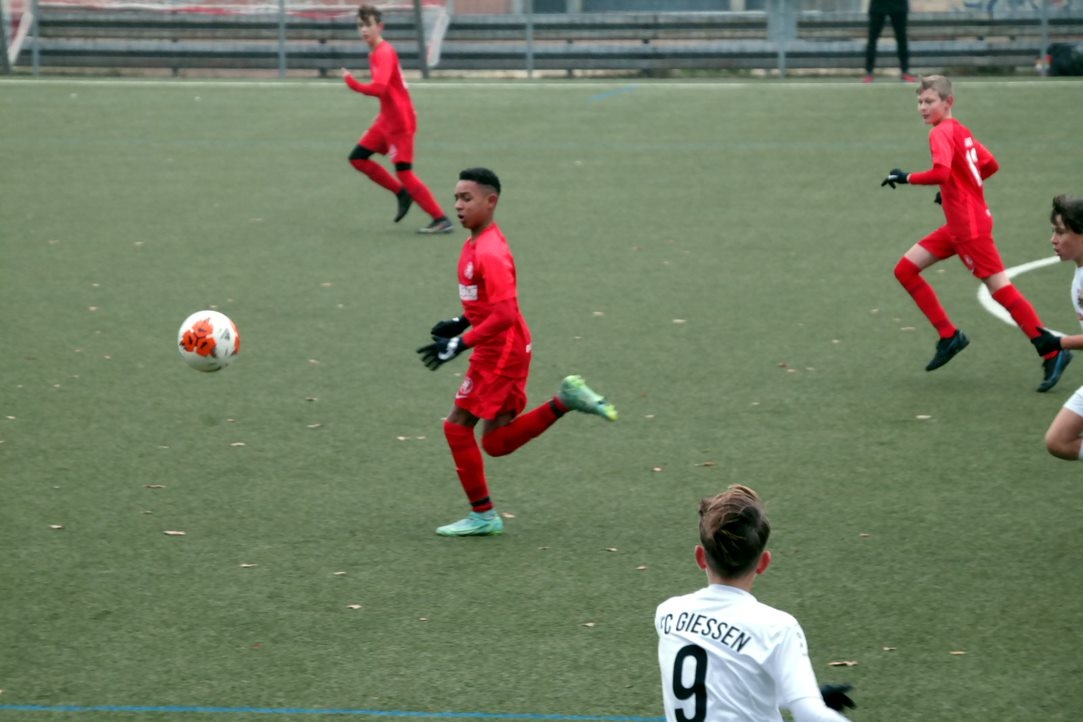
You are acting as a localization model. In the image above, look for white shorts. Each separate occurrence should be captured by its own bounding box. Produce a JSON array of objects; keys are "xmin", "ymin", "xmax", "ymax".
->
[{"xmin": 1063, "ymin": 386, "xmax": 1083, "ymax": 416}]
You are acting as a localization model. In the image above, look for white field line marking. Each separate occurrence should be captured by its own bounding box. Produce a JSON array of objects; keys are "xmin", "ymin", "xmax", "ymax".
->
[{"xmin": 977, "ymin": 255, "xmax": 1062, "ymax": 332}]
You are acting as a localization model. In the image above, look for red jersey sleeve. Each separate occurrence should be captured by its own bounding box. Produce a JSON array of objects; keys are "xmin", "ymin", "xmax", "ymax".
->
[
  {"xmin": 462, "ymin": 299, "xmax": 516, "ymax": 348},
  {"xmin": 974, "ymin": 139, "xmax": 999, "ymax": 179},
  {"xmin": 344, "ymin": 72, "xmax": 380, "ymax": 97},
  {"xmin": 474, "ymin": 243, "xmax": 518, "ymax": 304},
  {"xmin": 907, "ymin": 124, "xmax": 952, "ymax": 185}
]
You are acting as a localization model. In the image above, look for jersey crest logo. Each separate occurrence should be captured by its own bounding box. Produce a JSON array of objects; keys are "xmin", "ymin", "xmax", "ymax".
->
[{"xmin": 465, "ymin": 262, "xmax": 474, "ymax": 280}]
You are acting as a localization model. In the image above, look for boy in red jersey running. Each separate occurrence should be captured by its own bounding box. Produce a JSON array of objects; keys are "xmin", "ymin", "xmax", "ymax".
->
[
  {"xmin": 340, "ymin": 4, "xmax": 452, "ymax": 234},
  {"xmin": 416, "ymin": 167, "xmax": 618, "ymax": 537},
  {"xmin": 882, "ymin": 74, "xmax": 1071, "ymax": 392}
]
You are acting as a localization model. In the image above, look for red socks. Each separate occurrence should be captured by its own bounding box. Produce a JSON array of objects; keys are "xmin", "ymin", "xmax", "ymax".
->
[
  {"xmin": 481, "ymin": 398, "xmax": 565, "ymax": 457},
  {"xmin": 397, "ymin": 170, "xmax": 445, "ymax": 220},
  {"xmin": 896, "ymin": 258, "xmax": 1051, "ymax": 358},
  {"xmin": 350, "ymin": 158, "xmax": 402, "ymax": 194},
  {"xmin": 991, "ymin": 284, "xmax": 1043, "ymax": 341},
  {"xmin": 444, "ymin": 399, "xmax": 569, "ymax": 511},
  {"xmin": 894, "ymin": 257, "xmax": 956, "ymax": 338},
  {"xmin": 443, "ymin": 420, "xmax": 491, "ymax": 513}
]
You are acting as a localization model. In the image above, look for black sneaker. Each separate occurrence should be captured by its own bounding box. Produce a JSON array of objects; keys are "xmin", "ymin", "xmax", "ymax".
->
[
  {"xmin": 394, "ymin": 189, "xmax": 413, "ymax": 223},
  {"xmin": 925, "ymin": 330, "xmax": 970, "ymax": 371},
  {"xmin": 1037, "ymin": 350, "xmax": 1073, "ymax": 392},
  {"xmin": 417, "ymin": 217, "xmax": 455, "ymax": 235}
]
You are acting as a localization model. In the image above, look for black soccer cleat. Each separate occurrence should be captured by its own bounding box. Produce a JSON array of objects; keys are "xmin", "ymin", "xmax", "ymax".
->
[
  {"xmin": 394, "ymin": 189, "xmax": 413, "ymax": 223},
  {"xmin": 417, "ymin": 217, "xmax": 455, "ymax": 235},
  {"xmin": 925, "ymin": 330, "xmax": 970, "ymax": 371},
  {"xmin": 1037, "ymin": 349, "xmax": 1073, "ymax": 393}
]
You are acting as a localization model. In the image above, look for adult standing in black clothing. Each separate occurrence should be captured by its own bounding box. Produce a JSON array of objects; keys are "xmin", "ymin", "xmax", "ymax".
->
[{"xmin": 864, "ymin": 0, "xmax": 915, "ymax": 83}]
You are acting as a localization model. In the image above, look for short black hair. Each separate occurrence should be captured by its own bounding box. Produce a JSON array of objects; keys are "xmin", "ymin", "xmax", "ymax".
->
[
  {"xmin": 459, "ymin": 167, "xmax": 501, "ymax": 195},
  {"xmin": 1052, "ymin": 194, "xmax": 1083, "ymax": 235},
  {"xmin": 357, "ymin": 4, "xmax": 381, "ymax": 24}
]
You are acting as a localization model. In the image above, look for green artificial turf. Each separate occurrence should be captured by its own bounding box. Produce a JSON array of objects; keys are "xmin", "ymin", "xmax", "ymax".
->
[{"xmin": 1, "ymin": 76, "xmax": 1082, "ymax": 721}]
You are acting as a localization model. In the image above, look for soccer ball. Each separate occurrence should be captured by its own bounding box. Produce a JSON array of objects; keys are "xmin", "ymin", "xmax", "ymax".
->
[{"xmin": 177, "ymin": 310, "xmax": 240, "ymax": 372}]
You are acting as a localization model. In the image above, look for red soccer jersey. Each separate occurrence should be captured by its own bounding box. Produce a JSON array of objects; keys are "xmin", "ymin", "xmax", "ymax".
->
[
  {"xmin": 457, "ymin": 224, "xmax": 532, "ymax": 377},
  {"xmin": 913, "ymin": 118, "xmax": 998, "ymax": 240},
  {"xmin": 345, "ymin": 40, "xmax": 416, "ymax": 134}
]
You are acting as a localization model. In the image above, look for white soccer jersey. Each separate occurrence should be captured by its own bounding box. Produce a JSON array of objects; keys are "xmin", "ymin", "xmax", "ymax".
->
[
  {"xmin": 1072, "ymin": 265, "xmax": 1083, "ymax": 328},
  {"xmin": 656, "ymin": 585, "xmax": 835, "ymax": 722},
  {"xmin": 1061, "ymin": 267, "xmax": 1083, "ymax": 418}
]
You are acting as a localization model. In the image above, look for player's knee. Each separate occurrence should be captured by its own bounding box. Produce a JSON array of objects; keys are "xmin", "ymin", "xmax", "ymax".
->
[
  {"xmin": 349, "ymin": 145, "xmax": 374, "ymax": 162},
  {"xmin": 480, "ymin": 430, "xmax": 513, "ymax": 457},
  {"xmin": 894, "ymin": 257, "xmax": 919, "ymax": 286}
]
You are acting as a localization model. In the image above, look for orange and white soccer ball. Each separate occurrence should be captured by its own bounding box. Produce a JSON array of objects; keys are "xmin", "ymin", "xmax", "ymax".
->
[{"xmin": 177, "ymin": 310, "xmax": 240, "ymax": 372}]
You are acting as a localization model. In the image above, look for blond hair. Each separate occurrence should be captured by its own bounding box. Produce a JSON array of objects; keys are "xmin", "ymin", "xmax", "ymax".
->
[{"xmin": 918, "ymin": 74, "xmax": 953, "ymax": 100}]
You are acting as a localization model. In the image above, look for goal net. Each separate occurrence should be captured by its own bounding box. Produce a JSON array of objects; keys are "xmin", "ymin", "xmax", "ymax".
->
[{"xmin": 12, "ymin": 0, "xmax": 452, "ymax": 69}]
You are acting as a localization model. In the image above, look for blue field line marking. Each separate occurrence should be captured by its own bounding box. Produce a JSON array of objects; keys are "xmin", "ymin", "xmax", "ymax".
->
[
  {"xmin": 587, "ymin": 84, "xmax": 640, "ymax": 102},
  {"xmin": 0, "ymin": 704, "xmax": 664, "ymax": 721}
]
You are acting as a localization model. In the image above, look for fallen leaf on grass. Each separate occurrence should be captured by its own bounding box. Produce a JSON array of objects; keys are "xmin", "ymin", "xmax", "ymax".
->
[
  {"xmin": 144, "ymin": 484, "xmax": 166, "ymax": 489},
  {"xmin": 636, "ymin": 565, "xmax": 648, "ymax": 571},
  {"xmin": 239, "ymin": 563, "xmax": 258, "ymax": 568},
  {"xmin": 500, "ymin": 512, "xmax": 515, "ymax": 519},
  {"xmin": 230, "ymin": 442, "xmax": 246, "ymax": 447},
  {"xmin": 49, "ymin": 524, "xmax": 64, "ymax": 530},
  {"xmin": 828, "ymin": 660, "xmax": 858, "ymax": 667},
  {"xmin": 333, "ymin": 571, "xmax": 347, "ymax": 576},
  {"xmin": 605, "ymin": 547, "xmax": 619, "ymax": 552},
  {"xmin": 695, "ymin": 460, "xmax": 716, "ymax": 467},
  {"xmin": 163, "ymin": 530, "xmax": 186, "ymax": 536},
  {"xmin": 949, "ymin": 650, "xmax": 966, "ymax": 656},
  {"xmin": 346, "ymin": 604, "xmax": 362, "ymax": 610},
  {"xmin": 882, "ymin": 647, "xmax": 896, "ymax": 652},
  {"xmin": 581, "ymin": 622, "xmax": 597, "ymax": 628}
]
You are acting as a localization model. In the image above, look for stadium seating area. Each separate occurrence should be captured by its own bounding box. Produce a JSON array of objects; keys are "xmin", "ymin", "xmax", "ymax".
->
[{"xmin": 10, "ymin": 6, "xmax": 1083, "ymax": 75}]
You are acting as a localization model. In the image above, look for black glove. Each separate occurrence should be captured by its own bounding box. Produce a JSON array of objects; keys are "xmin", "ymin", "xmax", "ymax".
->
[
  {"xmin": 820, "ymin": 683, "xmax": 855, "ymax": 711},
  {"xmin": 881, "ymin": 168, "xmax": 910, "ymax": 188},
  {"xmin": 1031, "ymin": 327, "xmax": 1063, "ymax": 356},
  {"xmin": 430, "ymin": 315, "xmax": 470, "ymax": 339},
  {"xmin": 417, "ymin": 335, "xmax": 467, "ymax": 370},
  {"xmin": 934, "ymin": 191, "xmax": 942, "ymax": 205}
]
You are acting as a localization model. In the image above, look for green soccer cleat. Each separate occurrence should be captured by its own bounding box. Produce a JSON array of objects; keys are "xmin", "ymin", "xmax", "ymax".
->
[
  {"xmin": 436, "ymin": 511, "xmax": 504, "ymax": 537},
  {"xmin": 559, "ymin": 375, "xmax": 618, "ymax": 421}
]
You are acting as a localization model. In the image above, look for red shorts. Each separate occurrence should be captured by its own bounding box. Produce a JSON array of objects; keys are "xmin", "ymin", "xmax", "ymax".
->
[
  {"xmin": 359, "ymin": 123, "xmax": 415, "ymax": 165},
  {"xmin": 454, "ymin": 364, "xmax": 528, "ymax": 421},
  {"xmin": 918, "ymin": 225, "xmax": 1005, "ymax": 279}
]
